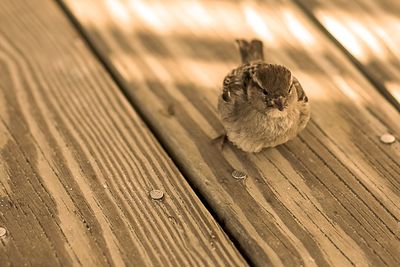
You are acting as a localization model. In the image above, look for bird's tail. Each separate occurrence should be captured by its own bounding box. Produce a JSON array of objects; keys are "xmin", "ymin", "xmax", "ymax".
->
[{"xmin": 236, "ymin": 39, "xmax": 264, "ymax": 64}]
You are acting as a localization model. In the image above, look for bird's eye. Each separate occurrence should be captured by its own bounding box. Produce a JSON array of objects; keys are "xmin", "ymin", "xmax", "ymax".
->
[{"xmin": 262, "ymin": 89, "xmax": 269, "ymax": 95}]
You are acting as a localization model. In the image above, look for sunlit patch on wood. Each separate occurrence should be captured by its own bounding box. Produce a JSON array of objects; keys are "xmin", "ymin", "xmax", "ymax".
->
[{"xmin": 317, "ymin": 11, "xmax": 366, "ymax": 61}]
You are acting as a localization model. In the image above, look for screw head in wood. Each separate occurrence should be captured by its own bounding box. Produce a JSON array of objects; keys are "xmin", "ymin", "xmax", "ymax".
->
[
  {"xmin": 232, "ymin": 170, "xmax": 247, "ymax": 180},
  {"xmin": 149, "ymin": 189, "xmax": 164, "ymax": 200},
  {"xmin": 0, "ymin": 227, "xmax": 7, "ymax": 237},
  {"xmin": 380, "ymin": 134, "xmax": 396, "ymax": 144}
]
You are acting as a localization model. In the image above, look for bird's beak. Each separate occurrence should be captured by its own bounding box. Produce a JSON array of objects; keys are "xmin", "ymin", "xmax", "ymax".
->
[{"xmin": 273, "ymin": 97, "xmax": 286, "ymax": 111}]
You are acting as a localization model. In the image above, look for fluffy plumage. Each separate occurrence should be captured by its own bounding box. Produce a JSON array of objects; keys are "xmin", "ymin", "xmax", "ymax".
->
[{"xmin": 217, "ymin": 39, "xmax": 310, "ymax": 153}]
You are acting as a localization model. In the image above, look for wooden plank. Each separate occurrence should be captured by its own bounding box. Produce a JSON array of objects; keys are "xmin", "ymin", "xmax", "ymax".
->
[
  {"xmin": 294, "ymin": 0, "xmax": 400, "ymax": 110},
  {"xmin": 62, "ymin": 0, "xmax": 400, "ymax": 266},
  {"xmin": 0, "ymin": 0, "xmax": 247, "ymax": 266}
]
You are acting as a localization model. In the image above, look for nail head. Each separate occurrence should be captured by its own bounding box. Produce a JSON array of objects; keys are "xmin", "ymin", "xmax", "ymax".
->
[
  {"xmin": 150, "ymin": 189, "xmax": 164, "ymax": 200},
  {"xmin": 0, "ymin": 227, "xmax": 7, "ymax": 237},
  {"xmin": 380, "ymin": 134, "xmax": 395, "ymax": 144},
  {"xmin": 232, "ymin": 170, "xmax": 247, "ymax": 180}
]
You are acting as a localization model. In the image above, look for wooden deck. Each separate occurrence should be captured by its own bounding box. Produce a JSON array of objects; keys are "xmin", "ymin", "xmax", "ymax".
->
[
  {"xmin": 1, "ymin": 0, "xmax": 399, "ymax": 266},
  {"xmin": 295, "ymin": 0, "xmax": 400, "ymax": 110}
]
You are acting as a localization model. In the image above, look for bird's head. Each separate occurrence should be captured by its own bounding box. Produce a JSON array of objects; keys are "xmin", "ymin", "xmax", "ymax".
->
[{"xmin": 245, "ymin": 64, "xmax": 296, "ymax": 113}]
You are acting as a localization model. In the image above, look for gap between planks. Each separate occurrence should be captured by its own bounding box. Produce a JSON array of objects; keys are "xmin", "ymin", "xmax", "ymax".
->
[{"xmin": 54, "ymin": 0, "xmax": 256, "ymax": 264}]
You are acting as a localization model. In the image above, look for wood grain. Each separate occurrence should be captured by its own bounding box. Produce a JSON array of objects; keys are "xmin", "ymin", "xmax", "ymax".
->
[
  {"xmin": 62, "ymin": 0, "xmax": 400, "ymax": 266},
  {"xmin": 0, "ymin": 0, "xmax": 248, "ymax": 266},
  {"xmin": 294, "ymin": 0, "xmax": 400, "ymax": 110}
]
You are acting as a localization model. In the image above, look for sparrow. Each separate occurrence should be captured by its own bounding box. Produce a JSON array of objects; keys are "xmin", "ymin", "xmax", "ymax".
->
[{"xmin": 217, "ymin": 39, "xmax": 310, "ymax": 153}]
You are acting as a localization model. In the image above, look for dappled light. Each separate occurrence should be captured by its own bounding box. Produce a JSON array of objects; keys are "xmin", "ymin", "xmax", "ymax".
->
[
  {"xmin": 386, "ymin": 82, "xmax": 400, "ymax": 102},
  {"xmin": 65, "ymin": 0, "xmax": 400, "ymax": 114},
  {"xmin": 72, "ymin": 0, "xmax": 359, "ymax": 102},
  {"xmin": 243, "ymin": 4, "xmax": 275, "ymax": 42},
  {"xmin": 129, "ymin": 0, "xmax": 166, "ymax": 33},
  {"xmin": 106, "ymin": 0, "xmax": 132, "ymax": 24},
  {"xmin": 347, "ymin": 20, "xmax": 385, "ymax": 58},
  {"xmin": 316, "ymin": 8, "xmax": 397, "ymax": 63},
  {"xmin": 317, "ymin": 11, "xmax": 366, "ymax": 61},
  {"xmin": 283, "ymin": 9, "xmax": 315, "ymax": 46},
  {"xmin": 308, "ymin": 0, "xmax": 400, "ymax": 107},
  {"xmin": 333, "ymin": 75, "xmax": 362, "ymax": 103}
]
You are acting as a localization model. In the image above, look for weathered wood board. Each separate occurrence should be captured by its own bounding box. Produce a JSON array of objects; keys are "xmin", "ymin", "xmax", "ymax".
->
[
  {"xmin": 295, "ymin": 0, "xmax": 400, "ymax": 110},
  {"xmin": 62, "ymin": 0, "xmax": 400, "ymax": 266},
  {"xmin": 0, "ymin": 0, "xmax": 247, "ymax": 266}
]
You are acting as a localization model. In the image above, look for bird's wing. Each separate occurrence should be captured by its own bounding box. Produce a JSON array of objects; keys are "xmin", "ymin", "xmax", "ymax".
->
[
  {"xmin": 293, "ymin": 76, "xmax": 308, "ymax": 103},
  {"xmin": 222, "ymin": 62, "xmax": 264, "ymax": 102},
  {"xmin": 221, "ymin": 72, "xmax": 236, "ymax": 102},
  {"xmin": 221, "ymin": 66, "xmax": 246, "ymax": 102}
]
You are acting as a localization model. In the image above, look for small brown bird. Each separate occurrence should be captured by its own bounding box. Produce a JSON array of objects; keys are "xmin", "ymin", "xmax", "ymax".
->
[{"xmin": 217, "ymin": 39, "xmax": 310, "ymax": 153}]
